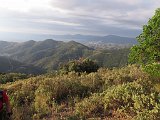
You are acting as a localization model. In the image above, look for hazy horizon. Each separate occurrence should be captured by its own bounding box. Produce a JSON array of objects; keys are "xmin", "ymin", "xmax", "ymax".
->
[
  {"xmin": 0, "ymin": 0, "xmax": 160, "ymax": 41},
  {"xmin": 0, "ymin": 34, "xmax": 136, "ymax": 43}
]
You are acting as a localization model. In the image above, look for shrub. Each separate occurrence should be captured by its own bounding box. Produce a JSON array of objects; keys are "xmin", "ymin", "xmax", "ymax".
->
[
  {"xmin": 129, "ymin": 8, "xmax": 160, "ymax": 77},
  {"xmin": 75, "ymin": 93, "xmax": 104, "ymax": 118},
  {"xmin": 103, "ymin": 81, "xmax": 160, "ymax": 118},
  {"xmin": 59, "ymin": 58, "xmax": 99, "ymax": 74},
  {"xmin": 0, "ymin": 73, "xmax": 28, "ymax": 84}
]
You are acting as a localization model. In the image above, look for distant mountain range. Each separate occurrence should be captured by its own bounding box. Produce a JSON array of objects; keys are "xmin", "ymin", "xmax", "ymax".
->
[
  {"xmin": 0, "ymin": 36, "xmax": 132, "ymax": 74},
  {"xmin": 52, "ymin": 34, "xmax": 137, "ymax": 44},
  {"xmin": 51, "ymin": 34, "xmax": 137, "ymax": 49},
  {"xmin": 0, "ymin": 34, "xmax": 137, "ymax": 49}
]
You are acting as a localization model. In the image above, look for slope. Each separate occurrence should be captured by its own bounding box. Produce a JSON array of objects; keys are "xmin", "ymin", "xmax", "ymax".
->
[
  {"xmin": 0, "ymin": 56, "xmax": 45, "ymax": 74},
  {"xmin": 0, "ymin": 40, "xmax": 93, "ymax": 70}
]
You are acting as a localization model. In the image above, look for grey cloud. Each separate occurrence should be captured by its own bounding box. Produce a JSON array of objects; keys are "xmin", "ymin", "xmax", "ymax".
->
[
  {"xmin": 49, "ymin": 0, "xmax": 157, "ymax": 30},
  {"xmin": 0, "ymin": 0, "xmax": 159, "ymax": 41},
  {"xmin": 51, "ymin": 0, "xmax": 154, "ymax": 12}
]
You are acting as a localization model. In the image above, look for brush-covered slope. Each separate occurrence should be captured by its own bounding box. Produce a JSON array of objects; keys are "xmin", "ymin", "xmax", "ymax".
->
[{"xmin": 1, "ymin": 65, "xmax": 160, "ymax": 119}]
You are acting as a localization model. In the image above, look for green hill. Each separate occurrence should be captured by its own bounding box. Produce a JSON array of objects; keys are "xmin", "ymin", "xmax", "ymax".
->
[
  {"xmin": 0, "ymin": 40, "xmax": 129, "ymax": 72},
  {"xmin": 0, "ymin": 41, "xmax": 17, "ymax": 56},
  {"xmin": 0, "ymin": 40, "xmax": 93, "ymax": 70},
  {"xmin": 89, "ymin": 48, "xmax": 129, "ymax": 68},
  {"xmin": 0, "ymin": 56, "xmax": 45, "ymax": 74}
]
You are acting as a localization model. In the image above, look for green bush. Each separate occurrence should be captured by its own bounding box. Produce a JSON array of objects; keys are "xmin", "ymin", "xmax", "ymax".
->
[
  {"xmin": 129, "ymin": 8, "xmax": 160, "ymax": 77},
  {"xmin": 103, "ymin": 81, "xmax": 160, "ymax": 118},
  {"xmin": 59, "ymin": 58, "xmax": 99, "ymax": 74},
  {"xmin": 75, "ymin": 93, "xmax": 104, "ymax": 118},
  {"xmin": 0, "ymin": 73, "xmax": 28, "ymax": 84},
  {"xmin": 0, "ymin": 65, "xmax": 159, "ymax": 119}
]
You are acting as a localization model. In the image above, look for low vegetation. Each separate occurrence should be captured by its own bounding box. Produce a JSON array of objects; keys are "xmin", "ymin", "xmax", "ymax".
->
[
  {"xmin": 1, "ymin": 65, "xmax": 160, "ymax": 120},
  {"xmin": 59, "ymin": 58, "xmax": 99, "ymax": 74},
  {"xmin": 0, "ymin": 73, "xmax": 29, "ymax": 84}
]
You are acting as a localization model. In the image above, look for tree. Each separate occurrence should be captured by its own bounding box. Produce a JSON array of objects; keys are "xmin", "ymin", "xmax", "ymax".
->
[
  {"xmin": 129, "ymin": 8, "xmax": 160, "ymax": 77},
  {"xmin": 59, "ymin": 58, "xmax": 99, "ymax": 74}
]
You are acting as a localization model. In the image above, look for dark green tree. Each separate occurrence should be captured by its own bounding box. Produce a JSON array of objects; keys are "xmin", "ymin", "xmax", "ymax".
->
[
  {"xmin": 129, "ymin": 8, "xmax": 160, "ymax": 77},
  {"xmin": 59, "ymin": 58, "xmax": 99, "ymax": 74}
]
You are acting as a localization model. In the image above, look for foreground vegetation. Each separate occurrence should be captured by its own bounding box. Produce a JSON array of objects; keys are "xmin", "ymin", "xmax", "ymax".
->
[{"xmin": 1, "ymin": 65, "xmax": 160, "ymax": 120}]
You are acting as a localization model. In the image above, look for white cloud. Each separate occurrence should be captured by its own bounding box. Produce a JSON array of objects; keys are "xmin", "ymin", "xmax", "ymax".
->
[
  {"xmin": 0, "ymin": 0, "xmax": 52, "ymax": 12},
  {"xmin": 0, "ymin": 0, "xmax": 160, "ymax": 40}
]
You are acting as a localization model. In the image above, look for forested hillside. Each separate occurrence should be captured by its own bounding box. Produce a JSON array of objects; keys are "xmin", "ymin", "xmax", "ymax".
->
[
  {"xmin": 89, "ymin": 48, "xmax": 129, "ymax": 68},
  {"xmin": 0, "ymin": 40, "xmax": 129, "ymax": 72},
  {"xmin": 0, "ymin": 56, "xmax": 45, "ymax": 74}
]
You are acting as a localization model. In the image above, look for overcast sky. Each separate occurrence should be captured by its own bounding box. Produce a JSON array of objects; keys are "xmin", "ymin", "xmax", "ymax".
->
[{"xmin": 0, "ymin": 0, "xmax": 160, "ymax": 41}]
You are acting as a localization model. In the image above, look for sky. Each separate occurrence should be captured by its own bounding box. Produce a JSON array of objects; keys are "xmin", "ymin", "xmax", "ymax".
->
[{"xmin": 0, "ymin": 0, "xmax": 160, "ymax": 41}]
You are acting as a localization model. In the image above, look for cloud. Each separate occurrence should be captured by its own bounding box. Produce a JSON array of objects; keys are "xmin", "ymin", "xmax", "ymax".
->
[{"xmin": 0, "ymin": 0, "xmax": 160, "ymax": 40}]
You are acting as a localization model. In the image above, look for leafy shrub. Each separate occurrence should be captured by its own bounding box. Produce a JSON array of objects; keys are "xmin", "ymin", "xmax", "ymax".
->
[
  {"xmin": 75, "ymin": 93, "xmax": 104, "ymax": 118},
  {"xmin": 134, "ymin": 109, "xmax": 160, "ymax": 120},
  {"xmin": 143, "ymin": 63, "xmax": 160, "ymax": 77},
  {"xmin": 75, "ymin": 78, "xmax": 160, "ymax": 119},
  {"xmin": 34, "ymin": 76, "xmax": 90, "ymax": 117},
  {"xmin": 0, "ymin": 73, "xmax": 29, "ymax": 84},
  {"xmin": 59, "ymin": 58, "xmax": 99, "ymax": 74},
  {"xmin": 129, "ymin": 8, "xmax": 160, "ymax": 77},
  {"xmin": 0, "ymin": 65, "xmax": 159, "ymax": 119},
  {"xmin": 103, "ymin": 81, "xmax": 160, "ymax": 118}
]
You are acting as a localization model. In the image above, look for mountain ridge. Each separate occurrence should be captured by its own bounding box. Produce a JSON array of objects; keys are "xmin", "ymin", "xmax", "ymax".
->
[
  {"xmin": 52, "ymin": 34, "xmax": 137, "ymax": 44},
  {"xmin": 0, "ymin": 39, "xmax": 93, "ymax": 70},
  {"xmin": 0, "ymin": 38, "xmax": 130, "ymax": 72}
]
